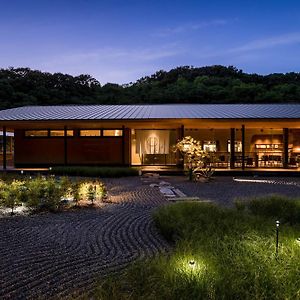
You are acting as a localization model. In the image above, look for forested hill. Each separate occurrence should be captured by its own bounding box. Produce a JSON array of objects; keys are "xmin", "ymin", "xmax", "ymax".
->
[{"xmin": 1, "ymin": 65, "xmax": 300, "ymax": 110}]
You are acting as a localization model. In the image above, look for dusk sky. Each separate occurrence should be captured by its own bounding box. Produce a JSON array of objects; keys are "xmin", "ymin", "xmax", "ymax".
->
[{"xmin": 1, "ymin": 0, "xmax": 300, "ymax": 84}]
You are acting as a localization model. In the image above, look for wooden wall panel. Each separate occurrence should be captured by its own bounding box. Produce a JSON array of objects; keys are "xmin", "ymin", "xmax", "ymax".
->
[
  {"xmin": 67, "ymin": 137, "xmax": 123, "ymax": 165},
  {"xmin": 14, "ymin": 130, "xmax": 125, "ymax": 166},
  {"xmin": 14, "ymin": 130, "xmax": 64, "ymax": 165}
]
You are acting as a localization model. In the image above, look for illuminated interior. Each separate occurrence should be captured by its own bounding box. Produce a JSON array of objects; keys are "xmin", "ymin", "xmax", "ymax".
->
[{"xmin": 131, "ymin": 129, "xmax": 177, "ymax": 165}]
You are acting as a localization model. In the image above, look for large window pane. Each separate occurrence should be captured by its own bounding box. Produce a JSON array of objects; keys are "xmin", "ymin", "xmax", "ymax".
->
[
  {"xmin": 50, "ymin": 130, "xmax": 74, "ymax": 136},
  {"xmin": 25, "ymin": 130, "xmax": 48, "ymax": 137},
  {"xmin": 80, "ymin": 130, "xmax": 101, "ymax": 136},
  {"xmin": 103, "ymin": 129, "xmax": 123, "ymax": 137}
]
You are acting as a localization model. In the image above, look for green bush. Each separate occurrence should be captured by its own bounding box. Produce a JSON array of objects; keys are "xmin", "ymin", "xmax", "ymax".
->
[
  {"xmin": 25, "ymin": 176, "xmax": 69, "ymax": 212},
  {"xmin": 0, "ymin": 179, "xmax": 24, "ymax": 215},
  {"xmin": 51, "ymin": 166, "xmax": 139, "ymax": 178},
  {"xmin": 0, "ymin": 176, "xmax": 107, "ymax": 214}
]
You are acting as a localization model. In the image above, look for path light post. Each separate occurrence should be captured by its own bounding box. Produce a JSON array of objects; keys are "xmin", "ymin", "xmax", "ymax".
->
[{"xmin": 276, "ymin": 220, "xmax": 280, "ymax": 256}]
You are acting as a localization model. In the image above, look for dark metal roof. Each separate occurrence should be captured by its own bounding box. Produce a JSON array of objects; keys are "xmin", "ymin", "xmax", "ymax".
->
[{"xmin": 0, "ymin": 104, "xmax": 299, "ymax": 121}]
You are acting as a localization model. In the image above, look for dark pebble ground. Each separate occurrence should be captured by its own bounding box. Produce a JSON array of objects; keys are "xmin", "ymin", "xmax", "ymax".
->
[
  {"xmin": 167, "ymin": 176, "xmax": 300, "ymax": 206},
  {"xmin": 1, "ymin": 176, "xmax": 299, "ymax": 299}
]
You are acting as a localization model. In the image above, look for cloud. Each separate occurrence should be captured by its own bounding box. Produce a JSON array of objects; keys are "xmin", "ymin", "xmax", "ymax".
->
[
  {"xmin": 230, "ymin": 32, "xmax": 300, "ymax": 53},
  {"xmin": 40, "ymin": 44, "xmax": 184, "ymax": 83},
  {"xmin": 153, "ymin": 19, "xmax": 228, "ymax": 37},
  {"xmin": 45, "ymin": 44, "xmax": 182, "ymax": 66}
]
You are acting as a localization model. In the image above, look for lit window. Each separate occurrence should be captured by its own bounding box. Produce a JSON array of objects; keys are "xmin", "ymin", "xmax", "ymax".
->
[
  {"xmin": 80, "ymin": 130, "xmax": 101, "ymax": 136},
  {"xmin": 203, "ymin": 141, "xmax": 217, "ymax": 152},
  {"xmin": 50, "ymin": 130, "xmax": 74, "ymax": 137},
  {"xmin": 25, "ymin": 130, "xmax": 48, "ymax": 137},
  {"xmin": 228, "ymin": 140, "xmax": 242, "ymax": 152},
  {"xmin": 103, "ymin": 129, "xmax": 123, "ymax": 137}
]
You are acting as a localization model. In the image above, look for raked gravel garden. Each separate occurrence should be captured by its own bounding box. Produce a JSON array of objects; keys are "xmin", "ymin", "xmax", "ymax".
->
[{"xmin": 0, "ymin": 175, "xmax": 300, "ymax": 299}]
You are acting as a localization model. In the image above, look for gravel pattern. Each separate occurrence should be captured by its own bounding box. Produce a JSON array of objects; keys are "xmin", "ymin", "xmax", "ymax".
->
[
  {"xmin": 167, "ymin": 176, "xmax": 300, "ymax": 206},
  {"xmin": 0, "ymin": 177, "xmax": 169, "ymax": 299},
  {"xmin": 1, "ymin": 176, "xmax": 300, "ymax": 299}
]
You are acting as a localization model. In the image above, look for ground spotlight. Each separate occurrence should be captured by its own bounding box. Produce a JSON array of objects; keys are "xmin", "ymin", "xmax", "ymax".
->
[{"xmin": 189, "ymin": 260, "xmax": 195, "ymax": 267}]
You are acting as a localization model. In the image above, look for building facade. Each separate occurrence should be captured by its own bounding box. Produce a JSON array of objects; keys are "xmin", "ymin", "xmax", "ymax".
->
[{"xmin": 0, "ymin": 104, "xmax": 300, "ymax": 170}]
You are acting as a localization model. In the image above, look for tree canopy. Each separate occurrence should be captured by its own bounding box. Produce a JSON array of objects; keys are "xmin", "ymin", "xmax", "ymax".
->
[{"xmin": 1, "ymin": 65, "xmax": 300, "ymax": 110}]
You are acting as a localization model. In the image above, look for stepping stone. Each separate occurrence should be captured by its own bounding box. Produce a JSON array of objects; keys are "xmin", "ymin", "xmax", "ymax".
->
[
  {"xmin": 159, "ymin": 187, "xmax": 175, "ymax": 197},
  {"xmin": 159, "ymin": 181, "xmax": 170, "ymax": 186},
  {"xmin": 169, "ymin": 197, "xmax": 212, "ymax": 202},
  {"xmin": 149, "ymin": 183, "xmax": 159, "ymax": 188},
  {"xmin": 173, "ymin": 188, "xmax": 187, "ymax": 197}
]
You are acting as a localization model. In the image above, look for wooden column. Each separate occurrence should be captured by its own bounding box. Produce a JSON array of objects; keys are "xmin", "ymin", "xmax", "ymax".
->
[
  {"xmin": 122, "ymin": 125, "xmax": 126, "ymax": 165},
  {"xmin": 230, "ymin": 128, "xmax": 235, "ymax": 169},
  {"xmin": 283, "ymin": 128, "xmax": 289, "ymax": 169},
  {"xmin": 180, "ymin": 124, "xmax": 184, "ymax": 139},
  {"xmin": 241, "ymin": 125, "xmax": 245, "ymax": 170},
  {"xmin": 177, "ymin": 125, "xmax": 184, "ymax": 168},
  {"xmin": 2, "ymin": 126, "xmax": 7, "ymax": 170},
  {"xmin": 64, "ymin": 126, "xmax": 68, "ymax": 166}
]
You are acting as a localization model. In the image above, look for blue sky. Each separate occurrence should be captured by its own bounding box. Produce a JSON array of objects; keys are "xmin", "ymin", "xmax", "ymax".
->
[{"xmin": 1, "ymin": 0, "xmax": 300, "ymax": 84}]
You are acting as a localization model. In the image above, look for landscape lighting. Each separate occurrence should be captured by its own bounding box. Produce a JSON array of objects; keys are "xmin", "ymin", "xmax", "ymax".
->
[
  {"xmin": 276, "ymin": 220, "xmax": 280, "ymax": 256},
  {"xmin": 189, "ymin": 260, "xmax": 195, "ymax": 267}
]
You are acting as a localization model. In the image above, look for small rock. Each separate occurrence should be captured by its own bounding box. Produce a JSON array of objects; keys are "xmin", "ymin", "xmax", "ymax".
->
[{"xmin": 149, "ymin": 184, "xmax": 159, "ymax": 188}]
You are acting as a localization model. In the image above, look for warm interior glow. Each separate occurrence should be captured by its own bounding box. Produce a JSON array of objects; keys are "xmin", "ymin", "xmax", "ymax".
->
[
  {"xmin": 79, "ymin": 130, "xmax": 101, "ymax": 136},
  {"xmin": 103, "ymin": 129, "xmax": 123, "ymax": 136}
]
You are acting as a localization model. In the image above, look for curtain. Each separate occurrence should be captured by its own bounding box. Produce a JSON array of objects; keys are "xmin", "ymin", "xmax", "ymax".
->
[{"xmin": 136, "ymin": 130, "xmax": 170, "ymax": 154}]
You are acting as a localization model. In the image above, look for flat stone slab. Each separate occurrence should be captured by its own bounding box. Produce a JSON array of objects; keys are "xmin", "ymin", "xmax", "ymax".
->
[
  {"xmin": 149, "ymin": 183, "xmax": 159, "ymax": 188},
  {"xmin": 159, "ymin": 181, "xmax": 171, "ymax": 186},
  {"xmin": 172, "ymin": 188, "xmax": 187, "ymax": 197},
  {"xmin": 159, "ymin": 187, "xmax": 175, "ymax": 196}
]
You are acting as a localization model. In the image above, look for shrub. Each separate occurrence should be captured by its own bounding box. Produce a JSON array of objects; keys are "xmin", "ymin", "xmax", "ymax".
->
[
  {"xmin": 71, "ymin": 181, "xmax": 81, "ymax": 207},
  {"xmin": 236, "ymin": 194, "xmax": 300, "ymax": 224},
  {"xmin": 78, "ymin": 180, "xmax": 107, "ymax": 202},
  {"xmin": 0, "ymin": 176, "xmax": 107, "ymax": 214},
  {"xmin": 25, "ymin": 176, "xmax": 67, "ymax": 212},
  {"xmin": 0, "ymin": 179, "xmax": 24, "ymax": 215},
  {"xmin": 51, "ymin": 166, "xmax": 139, "ymax": 178}
]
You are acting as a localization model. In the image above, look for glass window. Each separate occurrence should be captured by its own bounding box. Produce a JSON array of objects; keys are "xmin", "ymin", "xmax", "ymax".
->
[
  {"xmin": 25, "ymin": 130, "xmax": 48, "ymax": 137},
  {"xmin": 227, "ymin": 140, "xmax": 242, "ymax": 152},
  {"xmin": 203, "ymin": 141, "xmax": 217, "ymax": 152},
  {"xmin": 103, "ymin": 129, "xmax": 123, "ymax": 137},
  {"xmin": 50, "ymin": 130, "xmax": 74, "ymax": 137},
  {"xmin": 80, "ymin": 130, "xmax": 101, "ymax": 136}
]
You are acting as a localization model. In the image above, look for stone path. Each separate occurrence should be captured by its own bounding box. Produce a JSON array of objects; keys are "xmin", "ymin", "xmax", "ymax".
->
[{"xmin": 0, "ymin": 178, "xmax": 169, "ymax": 299}]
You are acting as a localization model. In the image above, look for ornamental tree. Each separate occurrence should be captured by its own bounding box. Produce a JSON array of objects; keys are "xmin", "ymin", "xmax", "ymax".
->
[{"xmin": 174, "ymin": 136, "xmax": 213, "ymax": 181}]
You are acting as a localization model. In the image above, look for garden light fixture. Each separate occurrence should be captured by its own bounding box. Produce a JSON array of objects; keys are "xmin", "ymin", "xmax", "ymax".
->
[
  {"xmin": 276, "ymin": 220, "xmax": 280, "ymax": 256},
  {"xmin": 189, "ymin": 260, "xmax": 195, "ymax": 267}
]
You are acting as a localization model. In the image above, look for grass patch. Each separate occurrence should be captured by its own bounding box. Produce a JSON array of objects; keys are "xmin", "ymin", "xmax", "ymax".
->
[
  {"xmin": 91, "ymin": 197, "xmax": 300, "ymax": 300},
  {"xmin": 51, "ymin": 166, "xmax": 139, "ymax": 178},
  {"xmin": 234, "ymin": 194, "xmax": 300, "ymax": 224}
]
